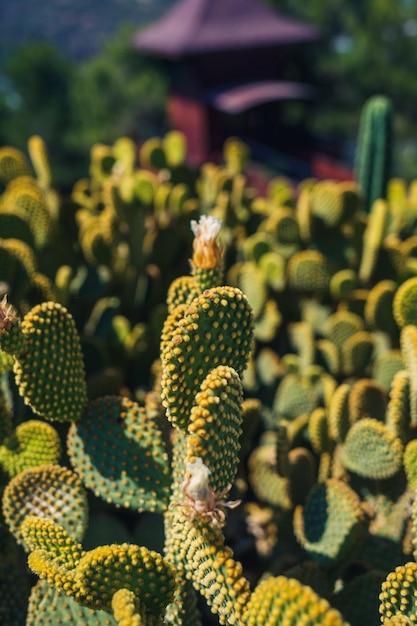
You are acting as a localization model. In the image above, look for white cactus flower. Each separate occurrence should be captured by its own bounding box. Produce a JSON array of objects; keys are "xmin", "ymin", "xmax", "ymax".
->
[{"xmin": 190, "ymin": 215, "xmax": 222, "ymax": 241}]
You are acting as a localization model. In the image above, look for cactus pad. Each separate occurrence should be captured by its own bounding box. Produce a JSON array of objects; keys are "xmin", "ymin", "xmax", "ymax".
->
[
  {"xmin": 380, "ymin": 562, "xmax": 417, "ymax": 623},
  {"xmin": 186, "ymin": 365, "xmax": 243, "ymax": 494},
  {"xmin": 13, "ymin": 301, "xmax": 87, "ymax": 422},
  {"xmin": 2, "ymin": 464, "xmax": 88, "ymax": 547},
  {"xmin": 67, "ymin": 395, "xmax": 170, "ymax": 512},
  {"xmin": 27, "ymin": 580, "xmax": 117, "ymax": 626},
  {"xmin": 340, "ymin": 417, "xmax": 403, "ymax": 479},
  {"xmin": 166, "ymin": 507, "xmax": 250, "ymax": 626},
  {"xmin": 393, "ymin": 277, "xmax": 417, "ymax": 328},
  {"xmin": 22, "ymin": 516, "xmax": 176, "ymax": 614},
  {"xmin": 243, "ymin": 576, "xmax": 348, "ymax": 626},
  {"xmin": 161, "ymin": 286, "xmax": 253, "ymax": 431},
  {"xmin": 0, "ymin": 420, "xmax": 61, "ymax": 478},
  {"xmin": 293, "ymin": 479, "xmax": 364, "ymax": 569}
]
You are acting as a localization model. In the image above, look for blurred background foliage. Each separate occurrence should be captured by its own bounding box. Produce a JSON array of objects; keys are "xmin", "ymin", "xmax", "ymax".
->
[
  {"xmin": 268, "ymin": 0, "xmax": 417, "ymax": 177},
  {"xmin": 1, "ymin": 0, "xmax": 417, "ymax": 187},
  {"xmin": 0, "ymin": 24, "xmax": 169, "ymax": 189}
]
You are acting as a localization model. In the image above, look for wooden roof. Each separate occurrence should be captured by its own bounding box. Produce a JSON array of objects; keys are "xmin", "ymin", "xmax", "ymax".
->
[{"xmin": 132, "ymin": 0, "xmax": 319, "ymax": 57}]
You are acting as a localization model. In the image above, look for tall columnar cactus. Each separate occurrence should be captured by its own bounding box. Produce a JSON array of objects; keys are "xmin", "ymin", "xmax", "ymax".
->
[{"xmin": 354, "ymin": 94, "xmax": 393, "ymax": 211}]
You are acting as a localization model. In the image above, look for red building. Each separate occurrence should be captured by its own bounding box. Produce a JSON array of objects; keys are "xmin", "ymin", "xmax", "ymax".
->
[{"xmin": 133, "ymin": 0, "xmax": 352, "ymax": 180}]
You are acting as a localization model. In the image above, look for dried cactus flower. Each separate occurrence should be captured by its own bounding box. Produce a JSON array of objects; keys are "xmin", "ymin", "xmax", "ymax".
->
[{"xmin": 0, "ymin": 294, "xmax": 26, "ymax": 356}]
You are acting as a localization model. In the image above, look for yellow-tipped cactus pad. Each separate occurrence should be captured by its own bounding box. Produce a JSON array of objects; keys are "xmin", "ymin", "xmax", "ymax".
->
[
  {"xmin": 380, "ymin": 562, "xmax": 417, "ymax": 623},
  {"xmin": 243, "ymin": 575, "xmax": 348, "ymax": 626},
  {"xmin": 161, "ymin": 286, "xmax": 253, "ymax": 431},
  {"xmin": 22, "ymin": 516, "xmax": 176, "ymax": 615},
  {"xmin": 0, "ymin": 420, "xmax": 61, "ymax": 479},
  {"xmin": 393, "ymin": 277, "xmax": 417, "ymax": 328},
  {"xmin": 186, "ymin": 365, "xmax": 243, "ymax": 495},
  {"xmin": 13, "ymin": 301, "xmax": 87, "ymax": 422},
  {"xmin": 2, "ymin": 464, "xmax": 88, "ymax": 548}
]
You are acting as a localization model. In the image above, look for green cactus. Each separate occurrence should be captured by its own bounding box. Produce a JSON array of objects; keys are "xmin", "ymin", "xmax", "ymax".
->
[
  {"xmin": 365, "ymin": 279, "xmax": 398, "ymax": 334},
  {"xmin": 0, "ymin": 299, "xmax": 87, "ymax": 422},
  {"xmin": 287, "ymin": 249, "xmax": 332, "ymax": 293},
  {"xmin": 67, "ymin": 395, "xmax": 171, "ymax": 513},
  {"xmin": 340, "ymin": 418, "xmax": 403, "ymax": 479},
  {"xmin": 293, "ymin": 479, "xmax": 365, "ymax": 571},
  {"xmin": 26, "ymin": 580, "xmax": 117, "ymax": 625},
  {"xmin": 358, "ymin": 199, "xmax": 389, "ymax": 283},
  {"xmin": 2, "ymin": 464, "xmax": 88, "ymax": 547},
  {"xmin": 380, "ymin": 562, "xmax": 417, "ymax": 624},
  {"xmin": 243, "ymin": 575, "xmax": 348, "ymax": 626},
  {"xmin": 386, "ymin": 369, "xmax": 410, "ymax": 442},
  {"xmin": 6, "ymin": 123, "xmax": 417, "ymax": 626},
  {"xmin": 400, "ymin": 325, "xmax": 417, "ymax": 426},
  {"xmin": 0, "ymin": 420, "xmax": 61, "ymax": 479},
  {"xmin": 22, "ymin": 516, "xmax": 177, "ymax": 617},
  {"xmin": 0, "ymin": 146, "xmax": 31, "ymax": 183},
  {"xmin": 161, "ymin": 285, "xmax": 253, "ymax": 431},
  {"xmin": 393, "ymin": 276, "xmax": 417, "ymax": 328},
  {"xmin": 354, "ymin": 94, "xmax": 393, "ymax": 211}
]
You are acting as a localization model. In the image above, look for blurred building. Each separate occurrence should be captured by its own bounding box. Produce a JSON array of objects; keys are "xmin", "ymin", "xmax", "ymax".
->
[{"xmin": 132, "ymin": 0, "xmax": 320, "ymax": 169}]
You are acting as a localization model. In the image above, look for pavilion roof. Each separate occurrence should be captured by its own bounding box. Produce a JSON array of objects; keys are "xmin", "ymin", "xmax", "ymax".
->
[{"xmin": 132, "ymin": 0, "xmax": 319, "ymax": 57}]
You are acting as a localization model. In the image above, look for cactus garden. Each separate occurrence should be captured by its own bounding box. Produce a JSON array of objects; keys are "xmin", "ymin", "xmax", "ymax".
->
[{"xmin": 2, "ymin": 97, "xmax": 417, "ymax": 625}]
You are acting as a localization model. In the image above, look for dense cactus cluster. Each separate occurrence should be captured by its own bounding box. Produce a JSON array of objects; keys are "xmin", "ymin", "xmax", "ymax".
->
[{"xmin": 3, "ymin": 97, "xmax": 417, "ymax": 625}]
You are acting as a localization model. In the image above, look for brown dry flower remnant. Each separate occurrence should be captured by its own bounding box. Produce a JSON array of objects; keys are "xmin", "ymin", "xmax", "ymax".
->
[
  {"xmin": 0, "ymin": 294, "xmax": 16, "ymax": 333},
  {"xmin": 190, "ymin": 215, "xmax": 223, "ymax": 269}
]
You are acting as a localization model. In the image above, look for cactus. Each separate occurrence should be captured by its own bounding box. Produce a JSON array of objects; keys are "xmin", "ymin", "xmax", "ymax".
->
[
  {"xmin": 0, "ymin": 298, "xmax": 87, "ymax": 422},
  {"xmin": 340, "ymin": 418, "xmax": 403, "ymax": 479},
  {"xmin": 5, "ymin": 120, "xmax": 417, "ymax": 626},
  {"xmin": 354, "ymin": 94, "xmax": 393, "ymax": 211},
  {"xmin": 293, "ymin": 479, "xmax": 365, "ymax": 572}
]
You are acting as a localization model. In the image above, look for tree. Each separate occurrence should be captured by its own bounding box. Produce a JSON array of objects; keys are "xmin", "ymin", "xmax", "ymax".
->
[
  {"xmin": 267, "ymin": 0, "xmax": 417, "ymax": 178},
  {"xmin": 65, "ymin": 25, "xmax": 169, "ymax": 153},
  {"xmin": 0, "ymin": 25, "xmax": 169, "ymax": 189},
  {"xmin": 0, "ymin": 41, "xmax": 79, "ymax": 187}
]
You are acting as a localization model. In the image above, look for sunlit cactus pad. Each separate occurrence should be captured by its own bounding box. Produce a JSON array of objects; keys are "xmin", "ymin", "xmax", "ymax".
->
[
  {"xmin": 243, "ymin": 576, "xmax": 348, "ymax": 626},
  {"xmin": 2, "ymin": 464, "xmax": 88, "ymax": 547},
  {"xmin": 380, "ymin": 562, "xmax": 417, "ymax": 623},
  {"xmin": 161, "ymin": 285, "xmax": 253, "ymax": 431},
  {"xmin": 13, "ymin": 301, "xmax": 87, "ymax": 422},
  {"xmin": 0, "ymin": 420, "xmax": 61, "ymax": 479},
  {"xmin": 293, "ymin": 479, "xmax": 364, "ymax": 569},
  {"xmin": 186, "ymin": 365, "xmax": 243, "ymax": 494},
  {"xmin": 340, "ymin": 417, "xmax": 403, "ymax": 479},
  {"xmin": 67, "ymin": 395, "xmax": 171, "ymax": 512},
  {"xmin": 22, "ymin": 516, "xmax": 177, "ymax": 615},
  {"xmin": 166, "ymin": 507, "xmax": 250, "ymax": 626}
]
